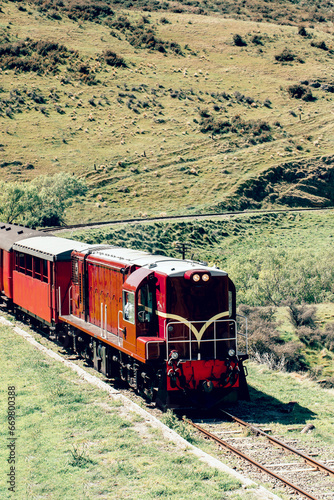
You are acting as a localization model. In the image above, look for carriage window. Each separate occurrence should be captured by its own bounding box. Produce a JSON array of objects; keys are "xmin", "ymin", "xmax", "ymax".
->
[
  {"xmin": 15, "ymin": 253, "xmax": 26, "ymax": 274},
  {"xmin": 19, "ymin": 253, "xmax": 25, "ymax": 273},
  {"xmin": 42, "ymin": 260, "xmax": 48, "ymax": 282},
  {"xmin": 34, "ymin": 257, "xmax": 41, "ymax": 280},
  {"xmin": 26, "ymin": 254, "xmax": 33, "ymax": 277},
  {"xmin": 123, "ymin": 291, "xmax": 135, "ymax": 324}
]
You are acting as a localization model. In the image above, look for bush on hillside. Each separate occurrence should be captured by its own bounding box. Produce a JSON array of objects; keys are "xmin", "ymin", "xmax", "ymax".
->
[
  {"xmin": 199, "ymin": 112, "xmax": 272, "ymax": 143},
  {"xmin": 233, "ymin": 34, "xmax": 247, "ymax": 47},
  {"xmin": 67, "ymin": 0, "xmax": 114, "ymax": 21},
  {"xmin": 275, "ymin": 48, "xmax": 304, "ymax": 63},
  {"xmin": 285, "ymin": 301, "xmax": 316, "ymax": 328},
  {"xmin": 0, "ymin": 38, "xmax": 75, "ymax": 74},
  {"xmin": 238, "ymin": 305, "xmax": 307, "ymax": 371},
  {"xmin": 311, "ymin": 40, "xmax": 329, "ymax": 51},
  {"xmin": 287, "ymin": 84, "xmax": 316, "ymax": 101},
  {"xmin": 298, "ymin": 26, "xmax": 308, "ymax": 37},
  {"xmin": 101, "ymin": 50, "xmax": 127, "ymax": 67},
  {"xmin": 251, "ymin": 34, "xmax": 263, "ymax": 45}
]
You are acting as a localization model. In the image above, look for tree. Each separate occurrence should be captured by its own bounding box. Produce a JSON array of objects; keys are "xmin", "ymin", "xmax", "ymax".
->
[
  {"xmin": 0, "ymin": 173, "xmax": 87, "ymax": 227},
  {"xmin": 0, "ymin": 182, "xmax": 39, "ymax": 224}
]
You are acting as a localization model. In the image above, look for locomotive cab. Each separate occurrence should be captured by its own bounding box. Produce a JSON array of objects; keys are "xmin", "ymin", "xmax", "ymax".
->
[{"xmin": 121, "ymin": 267, "xmax": 164, "ymax": 361}]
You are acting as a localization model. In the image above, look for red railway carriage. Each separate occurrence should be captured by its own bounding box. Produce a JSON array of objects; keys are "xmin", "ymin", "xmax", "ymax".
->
[
  {"xmin": 0, "ymin": 224, "xmax": 45, "ymax": 302},
  {"xmin": 11, "ymin": 236, "xmax": 91, "ymax": 325}
]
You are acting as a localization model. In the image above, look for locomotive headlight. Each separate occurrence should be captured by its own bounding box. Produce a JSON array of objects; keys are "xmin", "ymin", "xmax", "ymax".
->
[
  {"xmin": 193, "ymin": 274, "xmax": 201, "ymax": 282},
  {"xmin": 228, "ymin": 349, "xmax": 236, "ymax": 357},
  {"xmin": 170, "ymin": 351, "xmax": 179, "ymax": 360},
  {"xmin": 202, "ymin": 273, "xmax": 210, "ymax": 282}
]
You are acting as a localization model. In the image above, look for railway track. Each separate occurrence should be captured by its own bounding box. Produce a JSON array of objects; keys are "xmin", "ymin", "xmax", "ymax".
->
[
  {"xmin": 43, "ymin": 206, "xmax": 334, "ymax": 233},
  {"xmin": 187, "ymin": 411, "xmax": 334, "ymax": 500}
]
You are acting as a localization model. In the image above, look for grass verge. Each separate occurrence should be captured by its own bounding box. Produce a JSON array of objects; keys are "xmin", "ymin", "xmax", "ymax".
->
[{"xmin": 0, "ymin": 323, "xmax": 244, "ymax": 499}]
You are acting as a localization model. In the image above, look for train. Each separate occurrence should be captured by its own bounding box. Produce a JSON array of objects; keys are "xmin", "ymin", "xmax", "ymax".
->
[{"xmin": 0, "ymin": 223, "xmax": 249, "ymax": 410}]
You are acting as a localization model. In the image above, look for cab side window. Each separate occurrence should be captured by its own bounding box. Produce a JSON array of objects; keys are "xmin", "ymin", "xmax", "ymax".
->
[
  {"xmin": 137, "ymin": 284, "xmax": 153, "ymax": 323},
  {"xmin": 123, "ymin": 291, "xmax": 135, "ymax": 324}
]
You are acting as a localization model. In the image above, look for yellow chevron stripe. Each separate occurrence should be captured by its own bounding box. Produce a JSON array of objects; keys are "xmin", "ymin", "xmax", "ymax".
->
[{"xmin": 156, "ymin": 310, "xmax": 230, "ymax": 345}]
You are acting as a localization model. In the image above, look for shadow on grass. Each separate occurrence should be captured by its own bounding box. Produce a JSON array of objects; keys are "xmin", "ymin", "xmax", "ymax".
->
[{"xmin": 224, "ymin": 385, "xmax": 316, "ymax": 425}]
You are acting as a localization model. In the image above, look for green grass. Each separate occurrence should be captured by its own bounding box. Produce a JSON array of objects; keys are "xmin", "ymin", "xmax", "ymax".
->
[
  {"xmin": 0, "ymin": 323, "xmax": 245, "ymax": 499},
  {"xmin": 244, "ymin": 361, "xmax": 334, "ymax": 447},
  {"xmin": 1, "ymin": 1, "xmax": 334, "ymax": 223}
]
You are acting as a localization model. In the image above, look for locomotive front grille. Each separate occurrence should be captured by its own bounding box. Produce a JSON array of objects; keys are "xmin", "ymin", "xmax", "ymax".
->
[{"xmin": 165, "ymin": 318, "xmax": 241, "ymax": 361}]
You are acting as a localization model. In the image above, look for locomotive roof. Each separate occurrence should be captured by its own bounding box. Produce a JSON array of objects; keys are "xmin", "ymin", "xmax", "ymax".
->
[
  {"xmin": 0, "ymin": 223, "xmax": 46, "ymax": 252},
  {"xmin": 84, "ymin": 246, "xmax": 227, "ymax": 277},
  {"xmin": 12, "ymin": 236, "xmax": 93, "ymax": 262}
]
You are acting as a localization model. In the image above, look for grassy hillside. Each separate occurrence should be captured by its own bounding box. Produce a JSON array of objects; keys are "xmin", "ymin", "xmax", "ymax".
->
[{"xmin": 1, "ymin": 0, "xmax": 334, "ymax": 222}]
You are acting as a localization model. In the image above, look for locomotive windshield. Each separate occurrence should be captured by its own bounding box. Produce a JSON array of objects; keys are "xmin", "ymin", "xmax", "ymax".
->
[
  {"xmin": 167, "ymin": 276, "xmax": 229, "ymax": 321},
  {"xmin": 166, "ymin": 275, "xmax": 235, "ymax": 360}
]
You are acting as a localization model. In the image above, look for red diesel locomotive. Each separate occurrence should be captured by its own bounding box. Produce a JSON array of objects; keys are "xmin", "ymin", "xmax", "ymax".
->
[{"xmin": 0, "ymin": 223, "xmax": 249, "ymax": 410}]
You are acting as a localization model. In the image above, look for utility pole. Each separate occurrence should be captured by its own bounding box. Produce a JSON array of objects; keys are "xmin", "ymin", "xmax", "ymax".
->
[{"xmin": 175, "ymin": 242, "xmax": 191, "ymax": 260}]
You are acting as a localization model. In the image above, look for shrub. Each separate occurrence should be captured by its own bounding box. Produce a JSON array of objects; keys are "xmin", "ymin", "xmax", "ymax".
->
[
  {"xmin": 233, "ymin": 34, "xmax": 247, "ymax": 47},
  {"xmin": 287, "ymin": 84, "xmax": 306, "ymax": 98},
  {"xmin": 298, "ymin": 26, "xmax": 308, "ymax": 37},
  {"xmin": 275, "ymin": 48, "xmax": 296, "ymax": 62},
  {"xmin": 286, "ymin": 301, "xmax": 316, "ymax": 328},
  {"xmin": 287, "ymin": 84, "xmax": 315, "ymax": 101},
  {"xmin": 101, "ymin": 50, "xmax": 127, "ymax": 67},
  {"xmin": 67, "ymin": 0, "xmax": 114, "ymax": 22},
  {"xmin": 238, "ymin": 305, "xmax": 307, "ymax": 372},
  {"xmin": 311, "ymin": 40, "xmax": 328, "ymax": 51},
  {"xmin": 0, "ymin": 38, "xmax": 74, "ymax": 75},
  {"xmin": 251, "ymin": 34, "xmax": 263, "ymax": 45},
  {"xmin": 296, "ymin": 326, "xmax": 323, "ymax": 347}
]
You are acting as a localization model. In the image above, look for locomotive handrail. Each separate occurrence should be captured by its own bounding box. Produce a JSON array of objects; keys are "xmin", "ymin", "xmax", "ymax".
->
[
  {"xmin": 58, "ymin": 286, "xmax": 62, "ymax": 317},
  {"xmin": 236, "ymin": 313, "xmax": 248, "ymax": 355},
  {"xmin": 165, "ymin": 318, "xmax": 239, "ymax": 361},
  {"xmin": 117, "ymin": 310, "xmax": 123, "ymax": 341},
  {"xmin": 68, "ymin": 286, "xmax": 73, "ymax": 315}
]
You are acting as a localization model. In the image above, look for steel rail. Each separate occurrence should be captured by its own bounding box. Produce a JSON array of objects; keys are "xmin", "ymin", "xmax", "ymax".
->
[
  {"xmin": 186, "ymin": 419, "xmax": 320, "ymax": 500},
  {"xmin": 220, "ymin": 409, "xmax": 334, "ymax": 478},
  {"xmin": 42, "ymin": 206, "xmax": 334, "ymax": 233}
]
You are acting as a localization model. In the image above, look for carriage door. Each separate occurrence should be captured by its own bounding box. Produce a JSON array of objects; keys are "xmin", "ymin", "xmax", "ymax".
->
[{"xmin": 71, "ymin": 255, "xmax": 85, "ymax": 320}]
